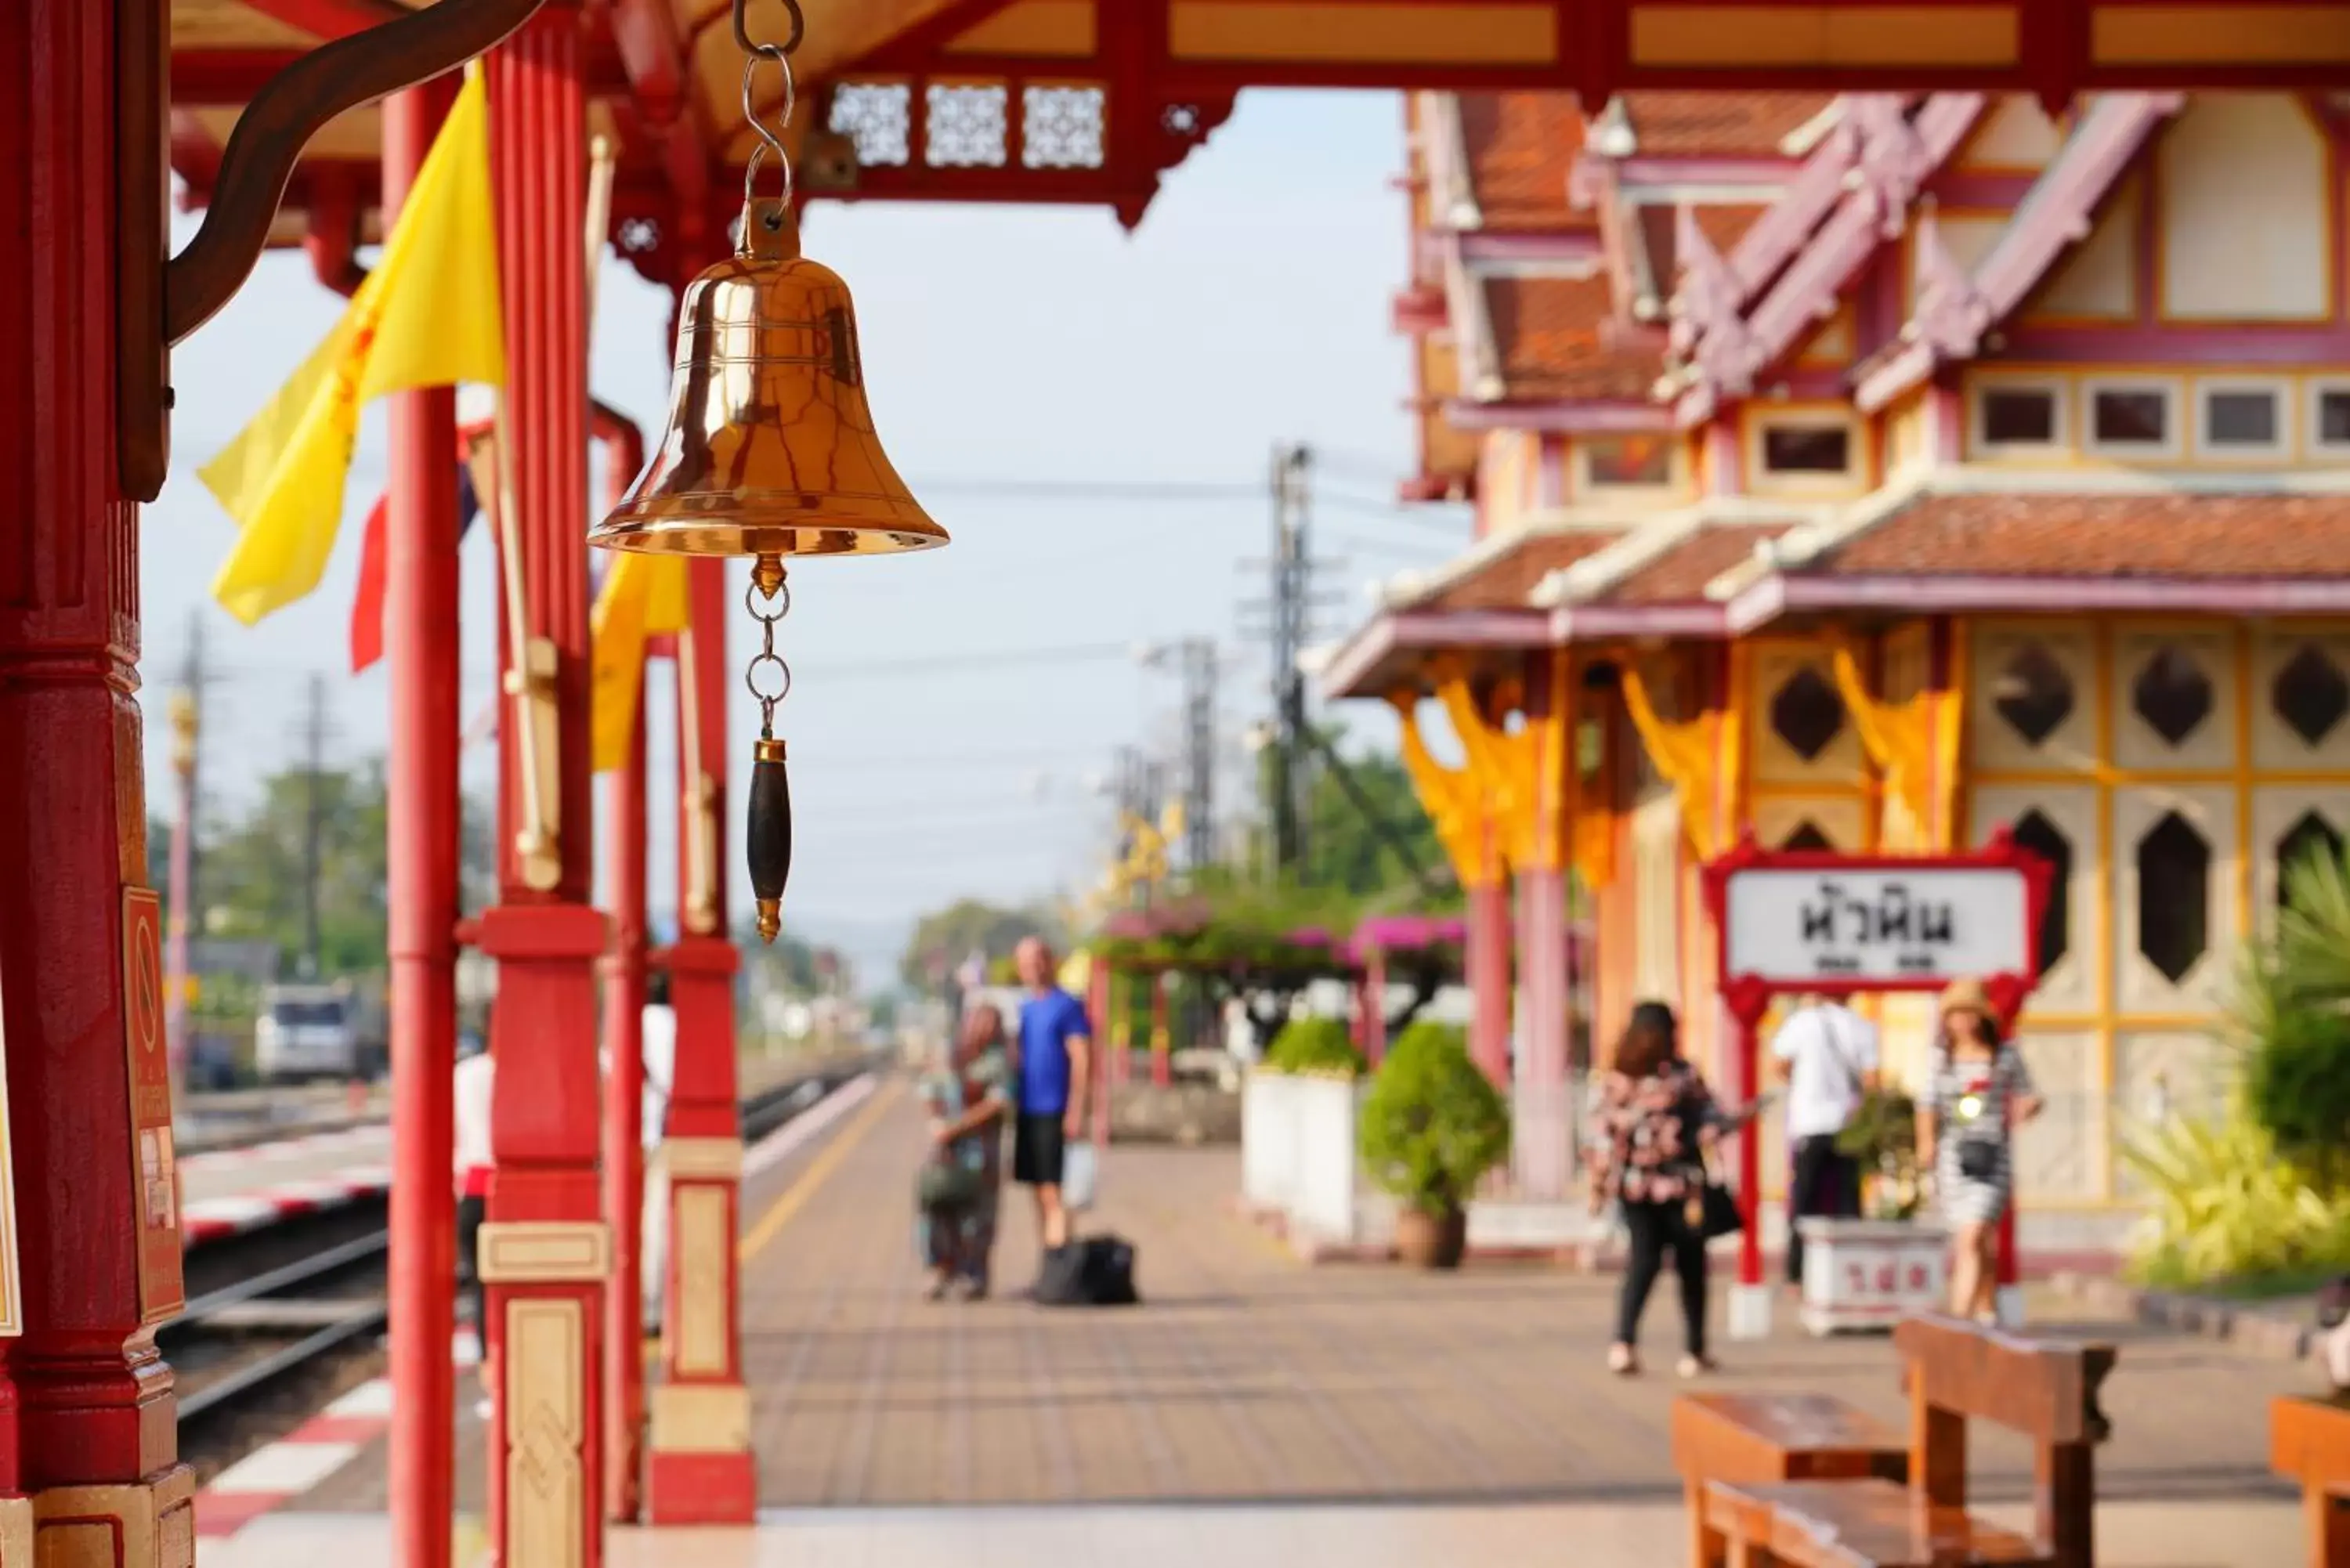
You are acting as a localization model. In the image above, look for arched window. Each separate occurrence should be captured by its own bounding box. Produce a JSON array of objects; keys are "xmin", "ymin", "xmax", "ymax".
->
[{"xmin": 2137, "ymin": 811, "xmax": 2211, "ymax": 984}]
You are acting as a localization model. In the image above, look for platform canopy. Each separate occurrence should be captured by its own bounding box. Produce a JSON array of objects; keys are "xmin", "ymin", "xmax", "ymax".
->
[{"xmin": 174, "ymin": 0, "xmax": 2350, "ymax": 269}]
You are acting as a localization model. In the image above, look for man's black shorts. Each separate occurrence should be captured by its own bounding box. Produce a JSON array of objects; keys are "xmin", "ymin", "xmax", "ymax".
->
[{"xmin": 1013, "ymin": 1111, "xmax": 1067, "ymax": 1186}]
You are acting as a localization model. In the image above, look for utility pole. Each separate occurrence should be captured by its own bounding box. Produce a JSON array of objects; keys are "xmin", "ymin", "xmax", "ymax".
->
[
  {"xmin": 164, "ymin": 610, "xmax": 216, "ymax": 1104},
  {"xmin": 1269, "ymin": 443, "xmax": 1312, "ymax": 879},
  {"xmin": 1180, "ymin": 638, "xmax": 1217, "ymax": 874},
  {"xmin": 301, "ymin": 672, "xmax": 330, "ymax": 977}
]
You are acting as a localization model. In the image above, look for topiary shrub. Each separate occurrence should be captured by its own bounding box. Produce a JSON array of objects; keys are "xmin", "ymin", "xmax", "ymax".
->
[
  {"xmin": 1264, "ymin": 1015, "xmax": 1366, "ymax": 1077},
  {"xmin": 1357, "ymin": 1020, "xmax": 1509, "ymax": 1216}
]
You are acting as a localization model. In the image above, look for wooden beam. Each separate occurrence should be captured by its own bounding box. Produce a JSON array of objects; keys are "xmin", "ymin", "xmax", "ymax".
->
[{"xmin": 171, "ymin": 42, "xmax": 634, "ymax": 108}]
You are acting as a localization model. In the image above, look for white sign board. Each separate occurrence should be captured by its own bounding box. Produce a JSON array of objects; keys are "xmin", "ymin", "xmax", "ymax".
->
[{"xmin": 1723, "ymin": 867, "xmax": 2030, "ymax": 986}]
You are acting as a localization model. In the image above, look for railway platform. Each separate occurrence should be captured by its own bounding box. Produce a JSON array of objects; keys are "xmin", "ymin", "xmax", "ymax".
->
[
  {"xmin": 193, "ymin": 1071, "xmax": 2310, "ymax": 1567},
  {"xmin": 175, "ymin": 1051, "xmax": 838, "ymax": 1244}
]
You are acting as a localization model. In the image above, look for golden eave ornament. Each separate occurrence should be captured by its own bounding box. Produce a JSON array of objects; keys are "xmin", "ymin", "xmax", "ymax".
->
[{"xmin": 587, "ymin": 0, "xmax": 947, "ymax": 945}]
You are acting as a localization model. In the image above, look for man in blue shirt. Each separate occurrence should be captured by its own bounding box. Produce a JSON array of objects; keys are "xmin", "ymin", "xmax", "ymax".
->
[{"xmin": 1012, "ymin": 936, "xmax": 1093, "ymax": 1255}]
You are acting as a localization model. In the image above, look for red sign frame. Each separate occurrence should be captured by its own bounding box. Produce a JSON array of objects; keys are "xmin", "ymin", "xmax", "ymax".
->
[
  {"xmin": 122, "ymin": 885, "xmax": 186, "ymax": 1324},
  {"xmin": 1694, "ymin": 826, "xmax": 2052, "ymax": 1317}
]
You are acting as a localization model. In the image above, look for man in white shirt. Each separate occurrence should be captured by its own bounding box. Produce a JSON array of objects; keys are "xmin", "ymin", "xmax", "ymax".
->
[
  {"xmin": 640, "ymin": 970, "xmax": 677, "ymax": 1335},
  {"xmin": 1771, "ymin": 992, "xmax": 1879, "ymax": 1288}
]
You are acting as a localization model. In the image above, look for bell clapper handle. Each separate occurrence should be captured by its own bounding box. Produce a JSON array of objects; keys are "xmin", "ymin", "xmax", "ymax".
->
[
  {"xmin": 743, "ymin": 553, "xmax": 793, "ymax": 945},
  {"xmin": 748, "ymin": 736, "xmax": 793, "ymax": 945}
]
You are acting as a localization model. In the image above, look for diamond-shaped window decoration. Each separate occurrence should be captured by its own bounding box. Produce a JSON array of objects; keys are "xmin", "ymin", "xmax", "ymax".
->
[
  {"xmin": 2131, "ymin": 646, "xmax": 2214, "ymax": 747},
  {"xmin": 2278, "ymin": 811, "xmax": 2346, "ymax": 912},
  {"xmin": 1993, "ymin": 644, "xmax": 2073, "ymax": 746},
  {"xmin": 2272, "ymin": 645, "xmax": 2350, "ymax": 748},
  {"xmin": 1770, "ymin": 667, "xmax": 1846, "ymax": 762},
  {"xmin": 2010, "ymin": 809, "xmax": 2073, "ymax": 975},
  {"xmin": 1781, "ymin": 821, "xmax": 1833, "ymax": 851},
  {"xmin": 2137, "ymin": 811, "xmax": 2211, "ymax": 984}
]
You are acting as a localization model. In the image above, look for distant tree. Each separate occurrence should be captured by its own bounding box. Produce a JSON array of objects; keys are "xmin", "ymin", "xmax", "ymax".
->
[
  {"xmin": 898, "ymin": 898, "xmax": 1065, "ymax": 992},
  {"xmin": 1300, "ymin": 735, "xmax": 1445, "ymax": 898}
]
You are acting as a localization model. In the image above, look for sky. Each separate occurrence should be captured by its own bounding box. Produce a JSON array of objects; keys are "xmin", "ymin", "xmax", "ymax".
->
[{"xmin": 148, "ymin": 89, "xmax": 1472, "ymax": 983}]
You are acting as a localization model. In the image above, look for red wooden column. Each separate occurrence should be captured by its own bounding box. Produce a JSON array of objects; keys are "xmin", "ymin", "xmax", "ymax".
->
[
  {"xmin": 645, "ymin": 557, "xmax": 754, "ymax": 1525},
  {"xmin": 1513, "ymin": 651, "xmax": 1574, "ymax": 1201},
  {"xmin": 1356, "ymin": 946, "xmax": 1388, "ymax": 1066},
  {"xmin": 479, "ymin": 13, "xmax": 609, "ymax": 1568},
  {"xmin": 598, "ymin": 699, "xmax": 648, "ymax": 1523},
  {"xmin": 382, "ymin": 76, "xmax": 466, "ymax": 1568},
  {"xmin": 0, "ymin": 1, "xmax": 193, "ymax": 1563}
]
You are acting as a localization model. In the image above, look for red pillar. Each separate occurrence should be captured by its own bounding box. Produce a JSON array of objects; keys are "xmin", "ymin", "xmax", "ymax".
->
[
  {"xmin": 481, "ymin": 14, "xmax": 608, "ymax": 1568},
  {"xmin": 383, "ymin": 77, "xmax": 465, "ymax": 1568},
  {"xmin": 1358, "ymin": 948, "xmax": 1388, "ymax": 1067},
  {"xmin": 0, "ymin": 0, "xmax": 192, "ymax": 1559},
  {"xmin": 1087, "ymin": 959, "xmax": 1112, "ymax": 1150},
  {"xmin": 1466, "ymin": 858, "xmax": 1513, "ymax": 1086},
  {"xmin": 1513, "ymin": 867, "xmax": 1572, "ymax": 1200},
  {"xmin": 645, "ymin": 558, "xmax": 754, "ymax": 1524},
  {"xmin": 598, "ymin": 701, "xmax": 647, "ymax": 1523}
]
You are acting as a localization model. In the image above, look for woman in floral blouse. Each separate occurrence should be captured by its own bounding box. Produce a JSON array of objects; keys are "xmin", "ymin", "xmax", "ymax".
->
[{"xmin": 1585, "ymin": 1001, "xmax": 1749, "ymax": 1378}]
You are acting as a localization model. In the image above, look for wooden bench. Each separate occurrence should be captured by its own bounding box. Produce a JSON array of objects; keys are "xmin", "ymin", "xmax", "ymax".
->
[
  {"xmin": 1694, "ymin": 1315, "xmax": 2116, "ymax": 1568},
  {"xmin": 1673, "ymin": 1393, "xmax": 1907, "ymax": 1568},
  {"xmin": 2272, "ymin": 1393, "xmax": 2350, "ymax": 1568}
]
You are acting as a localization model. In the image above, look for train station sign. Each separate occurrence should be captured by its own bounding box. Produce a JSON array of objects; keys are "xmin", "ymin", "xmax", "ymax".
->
[{"xmin": 1706, "ymin": 833, "xmax": 2050, "ymax": 995}]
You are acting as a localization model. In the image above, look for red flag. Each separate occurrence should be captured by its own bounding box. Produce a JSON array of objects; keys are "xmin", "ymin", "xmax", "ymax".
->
[
  {"xmin": 348, "ymin": 496, "xmax": 390, "ymax": 674},
  {"xmin": 349, "ymin": 463, "xmax": 479, "ymax": 674}
]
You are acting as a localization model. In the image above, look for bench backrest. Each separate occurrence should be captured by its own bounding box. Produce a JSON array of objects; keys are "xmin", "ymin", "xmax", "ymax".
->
[{"xmin": 1892, "ymin": 1315, "xmax": 2116, "ymax": 1568}]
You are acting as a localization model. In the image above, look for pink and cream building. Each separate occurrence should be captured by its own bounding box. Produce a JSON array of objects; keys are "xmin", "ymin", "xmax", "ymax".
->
[{"xmin": 1327, "ymin": 88, "xmax": 2350, "ymax": 1232}]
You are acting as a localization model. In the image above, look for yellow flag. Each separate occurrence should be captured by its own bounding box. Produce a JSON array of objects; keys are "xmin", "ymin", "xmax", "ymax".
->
[
  {"xmin": 204, "ymin": 68, "xmax": 504, "ymax": 626},
  {"xmin": 589, "ymin": 552, "xmax": 690, "ymax": 772}
]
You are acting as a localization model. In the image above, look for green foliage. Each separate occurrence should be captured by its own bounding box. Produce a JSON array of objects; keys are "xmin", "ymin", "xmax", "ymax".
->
[
  {"xmin": 1264, "ymin": 1015, "xmax": 1365, "ymax": 1077},
  {"xmin": 160, "ymin": 759, "xmax": 493, "ymax": 981},
  {"xmin": 2120, "ymin": 1104, "xmax": 2350, "ymax": 1290},
  {"xmin": 1835, "ymin": 1089, "xmax": 1923, "ymax": 1220},
  {"xmin": 2117, "ymin": 840, "xmax": 2350, "ymax": 1292},
  {"xmin": 1295, "ymin": 730, "xmax": 1448, "ymax": 898},
  {"xmin": 898, "ymin": 898, "xmax": 1064, "ymax": 992},
  {"xmin": 2239, "ymin": 847, "xmax": 2350, "ymax": 1164},
  {"xmin": 1357, "ymin": 1021, "xmax": 1509, "ymax": 1215}
]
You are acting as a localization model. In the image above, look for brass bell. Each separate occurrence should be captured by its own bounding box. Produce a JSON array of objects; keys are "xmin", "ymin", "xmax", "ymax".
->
[
  {"xmin": 591, "ymin": 198, "xmax": 948, "ymax": 559},
  {"xmin": 591, "ymin": 197, "xmax": 947, "ymax": 947}
]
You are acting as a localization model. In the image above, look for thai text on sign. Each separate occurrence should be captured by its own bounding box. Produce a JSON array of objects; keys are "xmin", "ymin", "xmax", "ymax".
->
[{"xmin": 1722, "ymin": 868, "xmax": 2031, "ymax": 986}]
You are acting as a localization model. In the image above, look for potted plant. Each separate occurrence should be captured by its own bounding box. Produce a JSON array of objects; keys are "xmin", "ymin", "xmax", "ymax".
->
[
  {"xmin": 1357, "ymin": 1020, "xmax": 1509, "ymax": 1269},
  {"xmin": 1837, "ymin": 1087, "xmax": 1924, "ymax": 1219},
  {"xmin": 1264, "ymin": 1015, "xmax": 1367, "ymax": 1078}
]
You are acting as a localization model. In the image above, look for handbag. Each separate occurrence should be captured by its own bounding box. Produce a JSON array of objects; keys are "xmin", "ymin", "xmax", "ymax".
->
[
  {"xmin": 1956, "ymin": 1141, "xmax": 2001, "ymax": 1183},
  {"xmin": 1684, "ymin": 1154, "xmax": 1744, "ymax": 1241},
  {"xmin": 918, "ymin": 1158, "xmax": 982, "ymax": 1211}
]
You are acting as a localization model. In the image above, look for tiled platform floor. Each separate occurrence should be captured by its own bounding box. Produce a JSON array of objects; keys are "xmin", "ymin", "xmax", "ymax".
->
[
  {"xmin": 284, "ymin": 1075, "xmax": 2312, "ymax": 1532},
  {"xmin": 206, "ymin": 1496, "xmax": 2305, "ymax": 1568}
]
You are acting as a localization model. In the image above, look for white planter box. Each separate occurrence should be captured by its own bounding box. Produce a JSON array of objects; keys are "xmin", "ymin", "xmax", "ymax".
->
[
  {"xmin": 1240, "ymin": 1069, "xmax": 1300, "ymax": 1212},
  {"xmin": 1799, "ymin": 1218, "xmax": 1948, "ymax": 1335},
  {"xmin": 1288, "ymin": 1074, "xmax": 1362, "ymax": 1241}
]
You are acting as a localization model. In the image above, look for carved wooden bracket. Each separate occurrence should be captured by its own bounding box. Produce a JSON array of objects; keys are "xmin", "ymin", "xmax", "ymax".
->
[{"xmin": 118, "ymin": 0, "xmax": 551, "ymax": 500}]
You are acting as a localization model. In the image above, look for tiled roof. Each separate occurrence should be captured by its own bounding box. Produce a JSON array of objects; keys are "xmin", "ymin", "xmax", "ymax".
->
[
  {"xmin": 1459, "ymin": 94, "xmax": 1589, "ymax": 233},
  {"xmin": 1596, "ymin": 522, "xmax": 1796, "ymax": 604},
  {"xmin": 1426, "ymin": 528, "xmax": 1628, "ymax": 611},
  {"xmin": 1810, "ymin": 493, "xmax": 2350, "ymax": 579},
  {"xmin": 1485, "ymin": 276, "xmax": 1664, "ymax": 401},
  {"xmin": 1622, "ymin": 94, "xmax": 1836, "ymax": 158}
]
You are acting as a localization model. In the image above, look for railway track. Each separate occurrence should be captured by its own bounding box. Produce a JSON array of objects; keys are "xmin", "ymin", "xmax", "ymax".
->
[{"xmin": 174, "ymin": 1054, "xmax": 875, "ymax": 1477}]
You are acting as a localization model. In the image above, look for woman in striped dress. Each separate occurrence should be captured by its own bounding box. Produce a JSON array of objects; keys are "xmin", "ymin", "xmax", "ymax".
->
[{"xmin": 1917, "ymin": 977, "xmax": 2044, "ymax": 1321}]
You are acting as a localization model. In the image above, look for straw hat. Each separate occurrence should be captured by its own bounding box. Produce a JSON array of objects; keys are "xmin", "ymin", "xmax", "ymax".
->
[{"xmin": 1939, "ymin": 977, "xmax": 1993, "ymax": 1019}]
